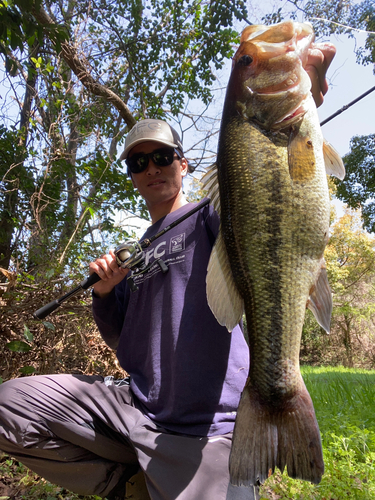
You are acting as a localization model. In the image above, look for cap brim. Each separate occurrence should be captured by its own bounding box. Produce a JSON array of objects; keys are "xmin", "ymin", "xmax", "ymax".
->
[{"xmin": 119, "ymin": 139, "xmax": 180, "ymax": 161}]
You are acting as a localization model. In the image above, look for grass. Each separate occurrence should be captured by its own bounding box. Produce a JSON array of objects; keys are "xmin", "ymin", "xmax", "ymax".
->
[
  {"xmin": 260, "ymin": 366, "xmax": 375, "ymax": 499},
  {"xmin": 1, "ymin": 366, "xmax": 375, "ymax": 499}
]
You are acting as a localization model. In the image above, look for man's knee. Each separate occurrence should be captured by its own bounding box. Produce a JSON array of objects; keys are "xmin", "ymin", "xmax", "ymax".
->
[{"xmin": 0, "ymin": 377, "xmax": 24, "ymax": 418}]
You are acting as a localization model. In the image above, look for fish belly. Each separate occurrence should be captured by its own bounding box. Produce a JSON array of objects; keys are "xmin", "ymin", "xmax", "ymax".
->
[{"xmin": 218, "ymin": 115, "xmax": 329, "ymax": 486}]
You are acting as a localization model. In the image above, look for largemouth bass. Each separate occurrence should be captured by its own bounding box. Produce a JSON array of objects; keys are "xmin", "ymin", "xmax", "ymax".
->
[{"xmin": 204, "ymin": 21, "xmax": 345, "ymax": 487}]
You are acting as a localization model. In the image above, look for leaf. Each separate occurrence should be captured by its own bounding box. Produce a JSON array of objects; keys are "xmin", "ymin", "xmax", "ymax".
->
[
  {"xmin": 6, "ymin": 341, "xmax": 32, "ymax": 352},
  {"xmin": 19, "ymin": 365, "xmax": 36, "ymax": 375},
  {"xmin": 45, "ymin": 268, "xmax": 55, "ymax": 278},
  {"xmin": 43, "ymin": 321, "xmax": 56, "ymax": 331},
  {"xmin": 23, "ymin": 324, "xmax": 33, "ymax": 342}
]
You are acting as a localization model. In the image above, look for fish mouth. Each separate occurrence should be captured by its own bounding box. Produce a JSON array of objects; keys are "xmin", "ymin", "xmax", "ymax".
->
[
  {"xmin": 272, "ymin": 94, "xmax": 311, "ymax": 128},
  {"xmin": 242, "ymin": 84, "xmax": 311, "ymax": 129},
  {"xmin": 233, "ymin": 21, "xmax": 314, "ymax": 129}
]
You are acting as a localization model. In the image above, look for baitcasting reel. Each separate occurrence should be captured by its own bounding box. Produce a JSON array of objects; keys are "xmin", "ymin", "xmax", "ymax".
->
[
  {"xmin": 114, "ymin": 240, "xmax": 145, "ymax": 271},
  {"xmin": 33, "ymin": 198, "xmax": 211, "ymax": 320}
]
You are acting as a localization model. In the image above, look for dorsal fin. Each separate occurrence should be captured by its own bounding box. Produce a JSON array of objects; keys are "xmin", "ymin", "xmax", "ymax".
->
[{"xmin": 201, "ymin": 162, "xmax": 221, "ymax": 215}]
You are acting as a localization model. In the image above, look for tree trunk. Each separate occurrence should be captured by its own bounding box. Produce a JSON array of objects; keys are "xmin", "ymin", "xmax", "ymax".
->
[
  {"xmin": 0, "ymin": 44, "xmax": 38, "ymax": 270},
  {"xmin": 342, "ymin": 315, "xmax": 353, "ymax": 367}
]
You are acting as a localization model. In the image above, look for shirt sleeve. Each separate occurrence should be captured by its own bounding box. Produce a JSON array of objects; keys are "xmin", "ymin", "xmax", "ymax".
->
[{"xmin": 92, "ymin": 279, "xmax": 129, "ymax": 350}]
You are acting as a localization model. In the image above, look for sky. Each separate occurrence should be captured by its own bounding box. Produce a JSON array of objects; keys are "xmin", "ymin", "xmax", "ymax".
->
[
  {"xmin": 178, "ymin": 12, "xmax": 375, "ymax": 230},
  {"xmin": 1, "ymin": 7, "xmax": 374, "ymax": 236},
  {"xmin": 317, "ymin": 32, "xmax": 375, "ymax": 158}
]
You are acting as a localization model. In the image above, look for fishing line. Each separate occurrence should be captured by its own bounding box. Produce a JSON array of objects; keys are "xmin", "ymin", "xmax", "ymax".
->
[{"xmin": 311, "ymin": 17, "xmax": 375, "ymax": 35}]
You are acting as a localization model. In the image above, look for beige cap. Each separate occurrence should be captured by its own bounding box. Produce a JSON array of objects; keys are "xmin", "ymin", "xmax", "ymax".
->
[{"xmin": 119, "ymin": 119, "xmax": 184, "ymax": 161}]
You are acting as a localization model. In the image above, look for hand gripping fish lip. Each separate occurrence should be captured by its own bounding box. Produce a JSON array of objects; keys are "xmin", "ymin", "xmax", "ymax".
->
[{"xmin": 231, "ymin": 22, "xmax": 315, "ymax": 130}]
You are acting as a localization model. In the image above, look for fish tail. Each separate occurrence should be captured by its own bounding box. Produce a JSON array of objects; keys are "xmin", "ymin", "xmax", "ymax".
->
[{"xmin": 229, "ymin": 380, "xmax": 324, "ymax": 486}]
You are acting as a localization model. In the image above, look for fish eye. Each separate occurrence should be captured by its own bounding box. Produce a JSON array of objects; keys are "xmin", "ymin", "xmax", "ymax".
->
[{"xmin": 238, "ymin": 55, "xmax": 253, "ymax": 66}]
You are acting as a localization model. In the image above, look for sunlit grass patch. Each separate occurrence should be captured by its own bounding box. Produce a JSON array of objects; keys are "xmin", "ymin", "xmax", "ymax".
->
[{"xmin": 260, "ymin": 366, "xmax": 375, "ymax": 499}]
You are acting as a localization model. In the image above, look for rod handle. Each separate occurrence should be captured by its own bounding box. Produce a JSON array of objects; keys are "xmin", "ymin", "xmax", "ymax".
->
[
  {"xmin": 33, "ymin": 273, "xmax": 101, "ymax": 319},
  {"xmin": 33, "ymin": 300, "xmax": 61, "ymax": 320},
  {"xmin": 80, "ymin": 272, "xmax": 101, "ymax": 290}
]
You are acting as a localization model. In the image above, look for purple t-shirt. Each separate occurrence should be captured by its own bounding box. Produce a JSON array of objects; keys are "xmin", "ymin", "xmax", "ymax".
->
[{"xmin": 92, "ymin": 200, "xmax": 249, "ymax": 436}]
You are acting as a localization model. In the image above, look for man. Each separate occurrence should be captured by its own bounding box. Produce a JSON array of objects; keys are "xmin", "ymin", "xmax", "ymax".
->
[{"xmin": 0, "ymin": 44, "xmax": 335, "ymax": 500}]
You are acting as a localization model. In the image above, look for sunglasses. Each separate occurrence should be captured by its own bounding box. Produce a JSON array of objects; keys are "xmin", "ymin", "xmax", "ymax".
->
[{"xmin": 126, "ymin": 147, "xmax": 181, "ymax": 174}]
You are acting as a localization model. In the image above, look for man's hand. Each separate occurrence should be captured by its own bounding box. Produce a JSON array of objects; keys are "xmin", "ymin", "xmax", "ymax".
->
[
  {"xmin": 89, "ymin": 249, "xmax": 129, "ymax": 298},
  {"xmin": 306, "ymin": 42, "xmax": 336, "ymax": 108}
]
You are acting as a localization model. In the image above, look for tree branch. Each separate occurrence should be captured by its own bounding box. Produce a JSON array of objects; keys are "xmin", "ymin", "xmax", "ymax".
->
[{"xmin": 31, "ymin": 4, "xmax": 136, "ymax": 128}]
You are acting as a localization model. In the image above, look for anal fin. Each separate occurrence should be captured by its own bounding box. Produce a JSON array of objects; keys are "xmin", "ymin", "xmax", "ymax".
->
[{"xmin": 307, "ymin": 262, "xmax": 332, "ymax": 333}]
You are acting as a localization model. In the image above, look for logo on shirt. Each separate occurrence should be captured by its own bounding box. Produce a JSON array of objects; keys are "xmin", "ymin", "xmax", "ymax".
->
[
  {"xmin": 132, "ymin": 233, "xmax": 187, "ymax": 285},
  {"xmin": 170, "ymin": 233, "xmax": 185, "ymax": 253}
]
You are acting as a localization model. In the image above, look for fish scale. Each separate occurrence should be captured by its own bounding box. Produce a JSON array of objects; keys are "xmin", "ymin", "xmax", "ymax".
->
[
  {"xmin": 225, "ymin": 110, "xmax": 327, "ymax": 482},
  {"xmin": 203, "ymin": 21, "xmax": 345, "ymax": 485},
  {"xmin": 219, "ymin": 115, "xmax": 325, "ymax": 389}
]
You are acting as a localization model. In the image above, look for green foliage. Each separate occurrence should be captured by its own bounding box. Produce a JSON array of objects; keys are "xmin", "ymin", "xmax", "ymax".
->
[
  {"xmin": 0, "ymin": 0, "xmax": 67, "ymax": 74},
  {"xmin": 6, "ymin": 340, "xmax": 31, "ymax": 352},
  {"xmin": 354, "ymin": 2, "xmax": 375, "ymax": 66},
  {"xmin": 266, "ymin": 1, "xmax": 375, "ymax": 69},
  {"xmin": 282, "ymin": 0, "xmax": 375, "ymax": 64},
  {"xmin": 334, "ymin": 134, "xmax": 375, "ymax": 233},
  {"xmin": 88, "ymin": 0, "xmax": 247, "ymax": 116},
  {"xmin": 300, "ymin": 207, "xmax": 375, "ymax": 368},
  {"xmin": 5, "ymin": 322, "xmax": 36, "ymax": 374},
  {"xmin": 0, "ymin": 0, "xmax": 248, "ymax": 277},
  {"xmin": 324, "ymin": 209, "xmax": 375, "ymax": 367},
  {"xmin": 260, "ymin": 367, "xmax": 375, "ymax": 499}
]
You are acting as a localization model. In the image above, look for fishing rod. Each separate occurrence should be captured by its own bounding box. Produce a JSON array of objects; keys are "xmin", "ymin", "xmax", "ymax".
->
[
  {"xmin": 320, "ymin": 85, "xmax": 375, "ymax": 126},
  {"xmin": 33, "ymin": 198, "xmax": 211, "ymax": 320}
]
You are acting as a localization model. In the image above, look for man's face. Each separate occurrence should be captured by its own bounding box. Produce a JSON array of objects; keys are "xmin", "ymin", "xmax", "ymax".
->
[{"xmin": 129, "ymin": 141, "xmax": 188, "ymax": 209}]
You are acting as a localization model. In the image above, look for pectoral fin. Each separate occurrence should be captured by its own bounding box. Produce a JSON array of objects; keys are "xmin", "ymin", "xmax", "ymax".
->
[
  {"xmin": 203, "ymin": 162, "xmax": 243, "ymax": 331},
  {"xmin": 307, "ymin": 263, "xmax": 332, "ymax": 333},
  {"xmin": 323, "ymin": 140, "xmax": 345, "ymax": 180},
  {"xmin": 288, "ymin": 127, "xmax": 316, "ymax": 183},
  {"xmin": 206, "ymin": 230, "xmax": 244, "ymax": 332}
]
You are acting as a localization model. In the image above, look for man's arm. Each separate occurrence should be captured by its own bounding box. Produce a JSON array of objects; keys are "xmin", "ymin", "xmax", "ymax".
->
[{"xmin": 90, "ymin": 250, "xmax": 130, "ymax": 349}]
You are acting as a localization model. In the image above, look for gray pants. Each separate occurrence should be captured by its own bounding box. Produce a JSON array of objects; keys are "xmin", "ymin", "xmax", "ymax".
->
[{"xmin": 0, "ymin": 374, "xmax": 259, "ymax": 499}]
